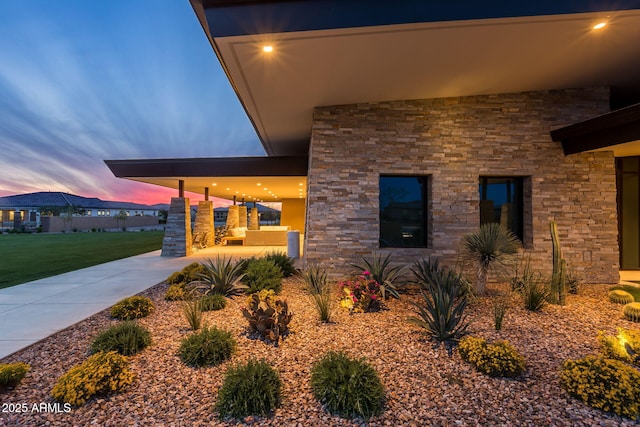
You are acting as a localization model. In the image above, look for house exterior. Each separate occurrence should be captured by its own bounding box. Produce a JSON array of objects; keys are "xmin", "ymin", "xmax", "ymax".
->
[
  {"xmin": 0, "ymin": 192, "xmax": 160, "ymax": 231},
  {"xmin": 107, "ymin": 1, "xmax": 640, "ymax": 282}
]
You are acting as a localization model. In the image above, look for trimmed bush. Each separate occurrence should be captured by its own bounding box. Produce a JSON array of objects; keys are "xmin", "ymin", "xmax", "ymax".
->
[
  {"xmin": 609, "ymin": 289, "xmax": 635, "ymax": 305},
  {"xmin": 265, "ymin": 251, "xmax": 296, "ymax": 277},
  {"xmin": 560, "ymin": 356, "xmax": 640, "ymax": 419},
  {"xmin": 200, "ymin": 293, "xmax": 227, "ymax": 311},
  {"xmin": 90, "ymin": 321, "xmax": 151, "ymax": 356},
  {"xmin": 310, "ymin": 351, "xmax": 385, "ymax": 420},
  {"xmin": 178, "ymin": 326, "xmax": 236, "ymax": 368},
  {"xmin": 110, "ymin": 296, "xmax": 154, "ymax": 320},
  {"xmin": 458, "ymin": 336, "xmax": 525, "ymax": 378},
  {"xmin": 598, "ymin": 328, "xmax": 640, "ymax": 366},
  {"xmin": 51, "ymin": 351, "xmax": 135, "ymax": 406},
  {"xmin": 0, "ymin": 362, "xmax": 30, "ymax": 390},
  {"xmin": 623, "ymin": 302, "xmax": 640, "ymax": 323},
  {"xmin": 244, "ymin": 258, "xmax": 283, "ymax": 294},
  {"xmin": 164, "ymin": 283, "xmax": 190, "ymax": 301},
  {"xmin": 166, "ymin": 262, "xmax": 206, "ymax": 285},
  {"xmin": 216, "ymin": 359, "xmax": 282, "ymax": 419}
]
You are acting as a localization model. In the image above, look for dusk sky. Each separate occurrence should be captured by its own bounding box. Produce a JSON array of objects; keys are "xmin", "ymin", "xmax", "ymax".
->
[{"xmin": 0, "ymin": 1, "xmax": 263, "ymax": 205}]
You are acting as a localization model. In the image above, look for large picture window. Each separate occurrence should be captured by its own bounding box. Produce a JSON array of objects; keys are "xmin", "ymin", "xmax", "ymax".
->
[
  {"xmin": 479, "ymin": 177, "xmax": 524, "ymax": 241},
  {"xmin": 379, "ymin": 175, "xmax": 428, "ymax": 248}
]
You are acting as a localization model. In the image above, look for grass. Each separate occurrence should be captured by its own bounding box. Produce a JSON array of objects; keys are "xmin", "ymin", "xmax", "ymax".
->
[
  {"xmin": 0, "ymin": 231, "xmax": 164, "ymax": 289},
  {"xmin": 611, "ymin": 284, "xmax": 640, "ymax": 302}
]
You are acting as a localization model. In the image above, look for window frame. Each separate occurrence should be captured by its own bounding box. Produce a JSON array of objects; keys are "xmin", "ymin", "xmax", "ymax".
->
[{"xmin": 379, "ymin": 174, "xmax": 430, "ymax": 249}]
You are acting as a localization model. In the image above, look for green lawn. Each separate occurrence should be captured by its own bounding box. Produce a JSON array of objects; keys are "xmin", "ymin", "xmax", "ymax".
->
[{"xmin": 0, "ymin": 231, "xmax": 164, "ymax": 289}]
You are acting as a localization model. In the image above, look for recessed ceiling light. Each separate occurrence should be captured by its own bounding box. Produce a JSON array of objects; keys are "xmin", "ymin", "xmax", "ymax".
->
[
  {"xmin": 257, "ymin": 183, "xmax": 262, "ymax": 186},
  {"xmin": 263, "ymin": 45, "xmax": 273, "ymax": 53},
  {"xmin": 593, "ymin": 22, "xmax": 607, "ymax": 30},
  {"xmin": 225, "ymin": 187, "xmax": 230, "ymax": 191},
  {"xmin": 212, "ymin": 183, "xmax": 217, "ymax": 186}
]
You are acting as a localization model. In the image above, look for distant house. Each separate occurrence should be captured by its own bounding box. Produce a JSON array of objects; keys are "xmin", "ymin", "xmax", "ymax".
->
[{"xmin": 0, "ymin": 192, "xmax": 160, "ymax": 231}]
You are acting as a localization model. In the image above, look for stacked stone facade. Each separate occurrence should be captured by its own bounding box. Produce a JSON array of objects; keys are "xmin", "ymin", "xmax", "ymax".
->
[
  {"xmin": 193, "ymin": 201, "xmax": 214, "ymax": 247},
  {"xmin": 161, "ymin": 197, "xmax": 192, "ymax": 257},
  {"xmin": 304, "ymin": 88, "xmax": 619, "ymax": 283}
]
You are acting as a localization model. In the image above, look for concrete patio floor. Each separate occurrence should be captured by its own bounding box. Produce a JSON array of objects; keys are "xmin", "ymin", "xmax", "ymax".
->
[{"xmin": 0, "ymin": 245, "xmax": 288, "ymax": 360}]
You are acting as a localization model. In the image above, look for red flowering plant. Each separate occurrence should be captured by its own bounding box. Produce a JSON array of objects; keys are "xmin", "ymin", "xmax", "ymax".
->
[{"xmin": 338, "ymin": 271, "xmax": 383, "ymax": 313}]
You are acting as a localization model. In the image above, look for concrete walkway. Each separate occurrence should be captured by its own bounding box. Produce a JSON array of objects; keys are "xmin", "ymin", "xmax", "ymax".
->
[{"xmin": 0, "ymin": 245, "xmax": 287, "ymax": 360}]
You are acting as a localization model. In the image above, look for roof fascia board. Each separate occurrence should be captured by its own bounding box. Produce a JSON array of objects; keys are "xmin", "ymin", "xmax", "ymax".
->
[
  {"xmin": 551, "ymin": 103, "xmax": 640, "ymax": 154},
  {"xmin": 201, "ymin": 0, "xmax": 640, "ymax": 37},
  {"xmin": 104, "ymin": 156, "xmax": 309, "ymax": 178}
]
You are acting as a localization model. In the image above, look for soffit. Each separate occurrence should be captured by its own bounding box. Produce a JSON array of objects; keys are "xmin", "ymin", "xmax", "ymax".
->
[{"xmin": 210, "ymin": 10, "xmax": 640, "ymax": 156}]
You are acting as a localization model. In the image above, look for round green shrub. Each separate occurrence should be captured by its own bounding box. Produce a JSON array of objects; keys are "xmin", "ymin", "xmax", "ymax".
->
[
  {"xmin": 216, "ymin": 359, "xmax": 282, "ymax": 419},
  {"xmin": 166, "ymin": 262, "xmax": 206, "ymax": 285},
  {"xmin": 51, "ymin": 351, "xmax": 135, "ymax": 406},
  {"xmin": 0, "ymin": 362, "xmax": 30, "ymax": 390},
  {"xmin": 164, "ymin": 283, "xmax": 190, "ymax": 301},
  {"xmin": 110, "ymin": 296, "xmax": 155, "ymax": 320},
  {"xmin": 310, "ymin": 351, "xmax": 385, "ymax": 420},
  {"xmin": 561, "ymin": 356, "xmax": 640, "ymax": 419},
  {"xmin": 458, "ymin": 336, "xmax": 525, "ymax": 378},
  {"xmin": 178, "ymin": 326, "xmax": 236, "ymax": 368},
  {"xmin": 244, "ymin": 258, "xmax": 283, "ymax": 294},
  {"xmin": 200, "ymin": 293, "xmax": 227, "ymax": 311},
  {"xmin": 265, "ymin": 251, "xmax": 297, "ymax": 277},
  {"xmin": 90, "ymin": 321, "xmax": 152, "ymax": 356},
  {"xmin": 623, "ymin": 302, "xmax": 640, "ymax": 323},
  {"xmin": 609, "ymin": 290, "xmax": 635, "ymax": 305}
]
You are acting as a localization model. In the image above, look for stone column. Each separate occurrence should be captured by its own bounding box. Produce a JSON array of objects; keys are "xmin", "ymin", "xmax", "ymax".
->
[
  {"xmin": 238, "ymin": 205, "xmax": 248, "ymax": 228},
  {"xmin": 194, "ymin": 201, "xmax": 214, "ymax": 247},
  {"xmin": 226, "ymin": 205, "xmax": 239, "ymax": 229},
  {"xmin": 161, "ymin": 197, "xmax": 192, "ymax": 257},
  {"xmin": 249, "ymin": 207, "xmax": 259, "ymax": 230}
]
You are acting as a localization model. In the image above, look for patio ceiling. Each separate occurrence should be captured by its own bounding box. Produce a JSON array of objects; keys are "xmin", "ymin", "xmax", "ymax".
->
[
  {"xmin": 105, "ymin": 157, "xmax": 307, "ymax": 202},
  {"xmin": 191, "ymin": 1, "xmax": 640, "ymax": 156}
]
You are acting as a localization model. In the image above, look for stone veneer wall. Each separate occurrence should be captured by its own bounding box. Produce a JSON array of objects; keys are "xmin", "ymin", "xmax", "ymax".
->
[
  {"xmin": 161, "ymin": 197, "xmax": 192, "ymax": 257},
  {"xmin": 304, "ymin": 88, "xmax": 619, "ymax": 283},
  {"xmin": 193, "ymin": 201, "xmax": 214, "ymax": 247}
]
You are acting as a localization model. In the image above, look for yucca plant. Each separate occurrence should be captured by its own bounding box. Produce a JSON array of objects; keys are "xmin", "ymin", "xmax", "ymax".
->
[
  {"xmin": 302, "ymin": 265, "xmax": 332, "ymax": 323},
  {"xmin": 350, "ymin": 253, "xmax": 404, "ymax": 300},
  {"xmin": 182, "ymin": 298, "xmax": 204, "ymax": 330},
  {"xmin": 461, "ymin": 223, "xmax": 520, "ymax": 294},
  {"xmin": 195, "ymin": 256, "xmax": 248, "ymax": 297},
  {"xmin": 408, "ymin": 258, "xmax": 471, "ymax": 341}
]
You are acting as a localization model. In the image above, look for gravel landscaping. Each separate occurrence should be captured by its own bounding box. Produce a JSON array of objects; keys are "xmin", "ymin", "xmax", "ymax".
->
[{"xmin": 1, "ymin": 277, "xmax": 639, "ymax": 426}]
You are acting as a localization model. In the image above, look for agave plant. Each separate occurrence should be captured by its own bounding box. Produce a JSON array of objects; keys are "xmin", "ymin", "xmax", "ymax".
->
[
  {"xmin": 195, "ymin": 256, "xmax": 248, "ymax": 297},
  {"xmin": 408, "ymin": 258, "xmax": 470, "ymax": 341},
  {"xmin": 461, "ymin": 223, "xmax": 520, "ymax": 294},
  {"xmin": 350, "ymin": 253, "xmax": 404, "ymax": 300}
]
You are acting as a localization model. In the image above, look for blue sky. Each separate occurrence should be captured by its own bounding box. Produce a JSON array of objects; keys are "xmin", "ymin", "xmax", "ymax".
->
[{"xmin": 0, "ymin": 1, "xmax": 262, "ymax": 205}]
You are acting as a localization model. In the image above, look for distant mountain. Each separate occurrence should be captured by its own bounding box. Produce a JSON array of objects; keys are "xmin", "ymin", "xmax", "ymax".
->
[{"xmin": 0, "ymin": 191, "xmax": 158, "ymax": 211}]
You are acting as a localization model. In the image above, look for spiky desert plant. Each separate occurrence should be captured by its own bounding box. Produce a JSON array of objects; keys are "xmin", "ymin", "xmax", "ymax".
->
[
  {"xmin": 408, "ymin": 258, "xmax": 471, "ymax": 341},
  {"xmin": 549, "ymin": 221, "xmax": 567, "ymax": 305},
  {"xmin": 610, "ymin": 290, "xmax": 635, "ymax": 305},
  {"xmin": 623, "ymin": 302, "xmax": 640, "ymax": 323},
  {"xmin": 302, "ymin": 265, "xmax": 332, "ymax": 323},
  {"xmin": 351, "ymin": 252, "xmax": 404, "ymax": 300},
  {"xmin": 182, "ymin": 298, "xmax": 204, "ymax": 331},
  {"xmin": 195, "ymin": 256, "xmax": 248, "ymax": 297},
  {"xmin": 461, "ymin": 223, "xmax": 520, "ymax": 294}
]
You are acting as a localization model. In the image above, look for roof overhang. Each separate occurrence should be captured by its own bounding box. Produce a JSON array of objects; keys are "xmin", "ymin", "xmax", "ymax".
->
[
  {"xmin": 551, "ymin": 102, "xmax": 640, "ymax": 155},
  {"xmin": 191, "ymin": 0, "xmax": 640, "ymax": 156},
  {"xmin": 105, "ymin": 156, "xmax": 308, "ymax": 202}
]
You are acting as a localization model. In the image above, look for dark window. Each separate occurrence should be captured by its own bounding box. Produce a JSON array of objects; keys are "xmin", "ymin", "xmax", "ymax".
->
[
  {"xmin": 479, "ymin": 177, "xmax": 524, "ymax": 241},
  {"xmin": 379, "ymin": 175, "xmax": 428, "ymax": 248}
]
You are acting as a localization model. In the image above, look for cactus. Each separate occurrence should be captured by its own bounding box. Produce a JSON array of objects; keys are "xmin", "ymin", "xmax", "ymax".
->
[
  {"xmin": 609, "ymin": 290, "xmax": 635, "ymax": 305},
  {"xmin": 623, "ymin": 302, "xmax": 640, "ymax": 323},
  {"xmin": 549, "ymin": 221, "xmax": 567, "ymax": 305},
  {"xmin": 241, "ymin": 290, "xmax": 293, "ymax": 343}
]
